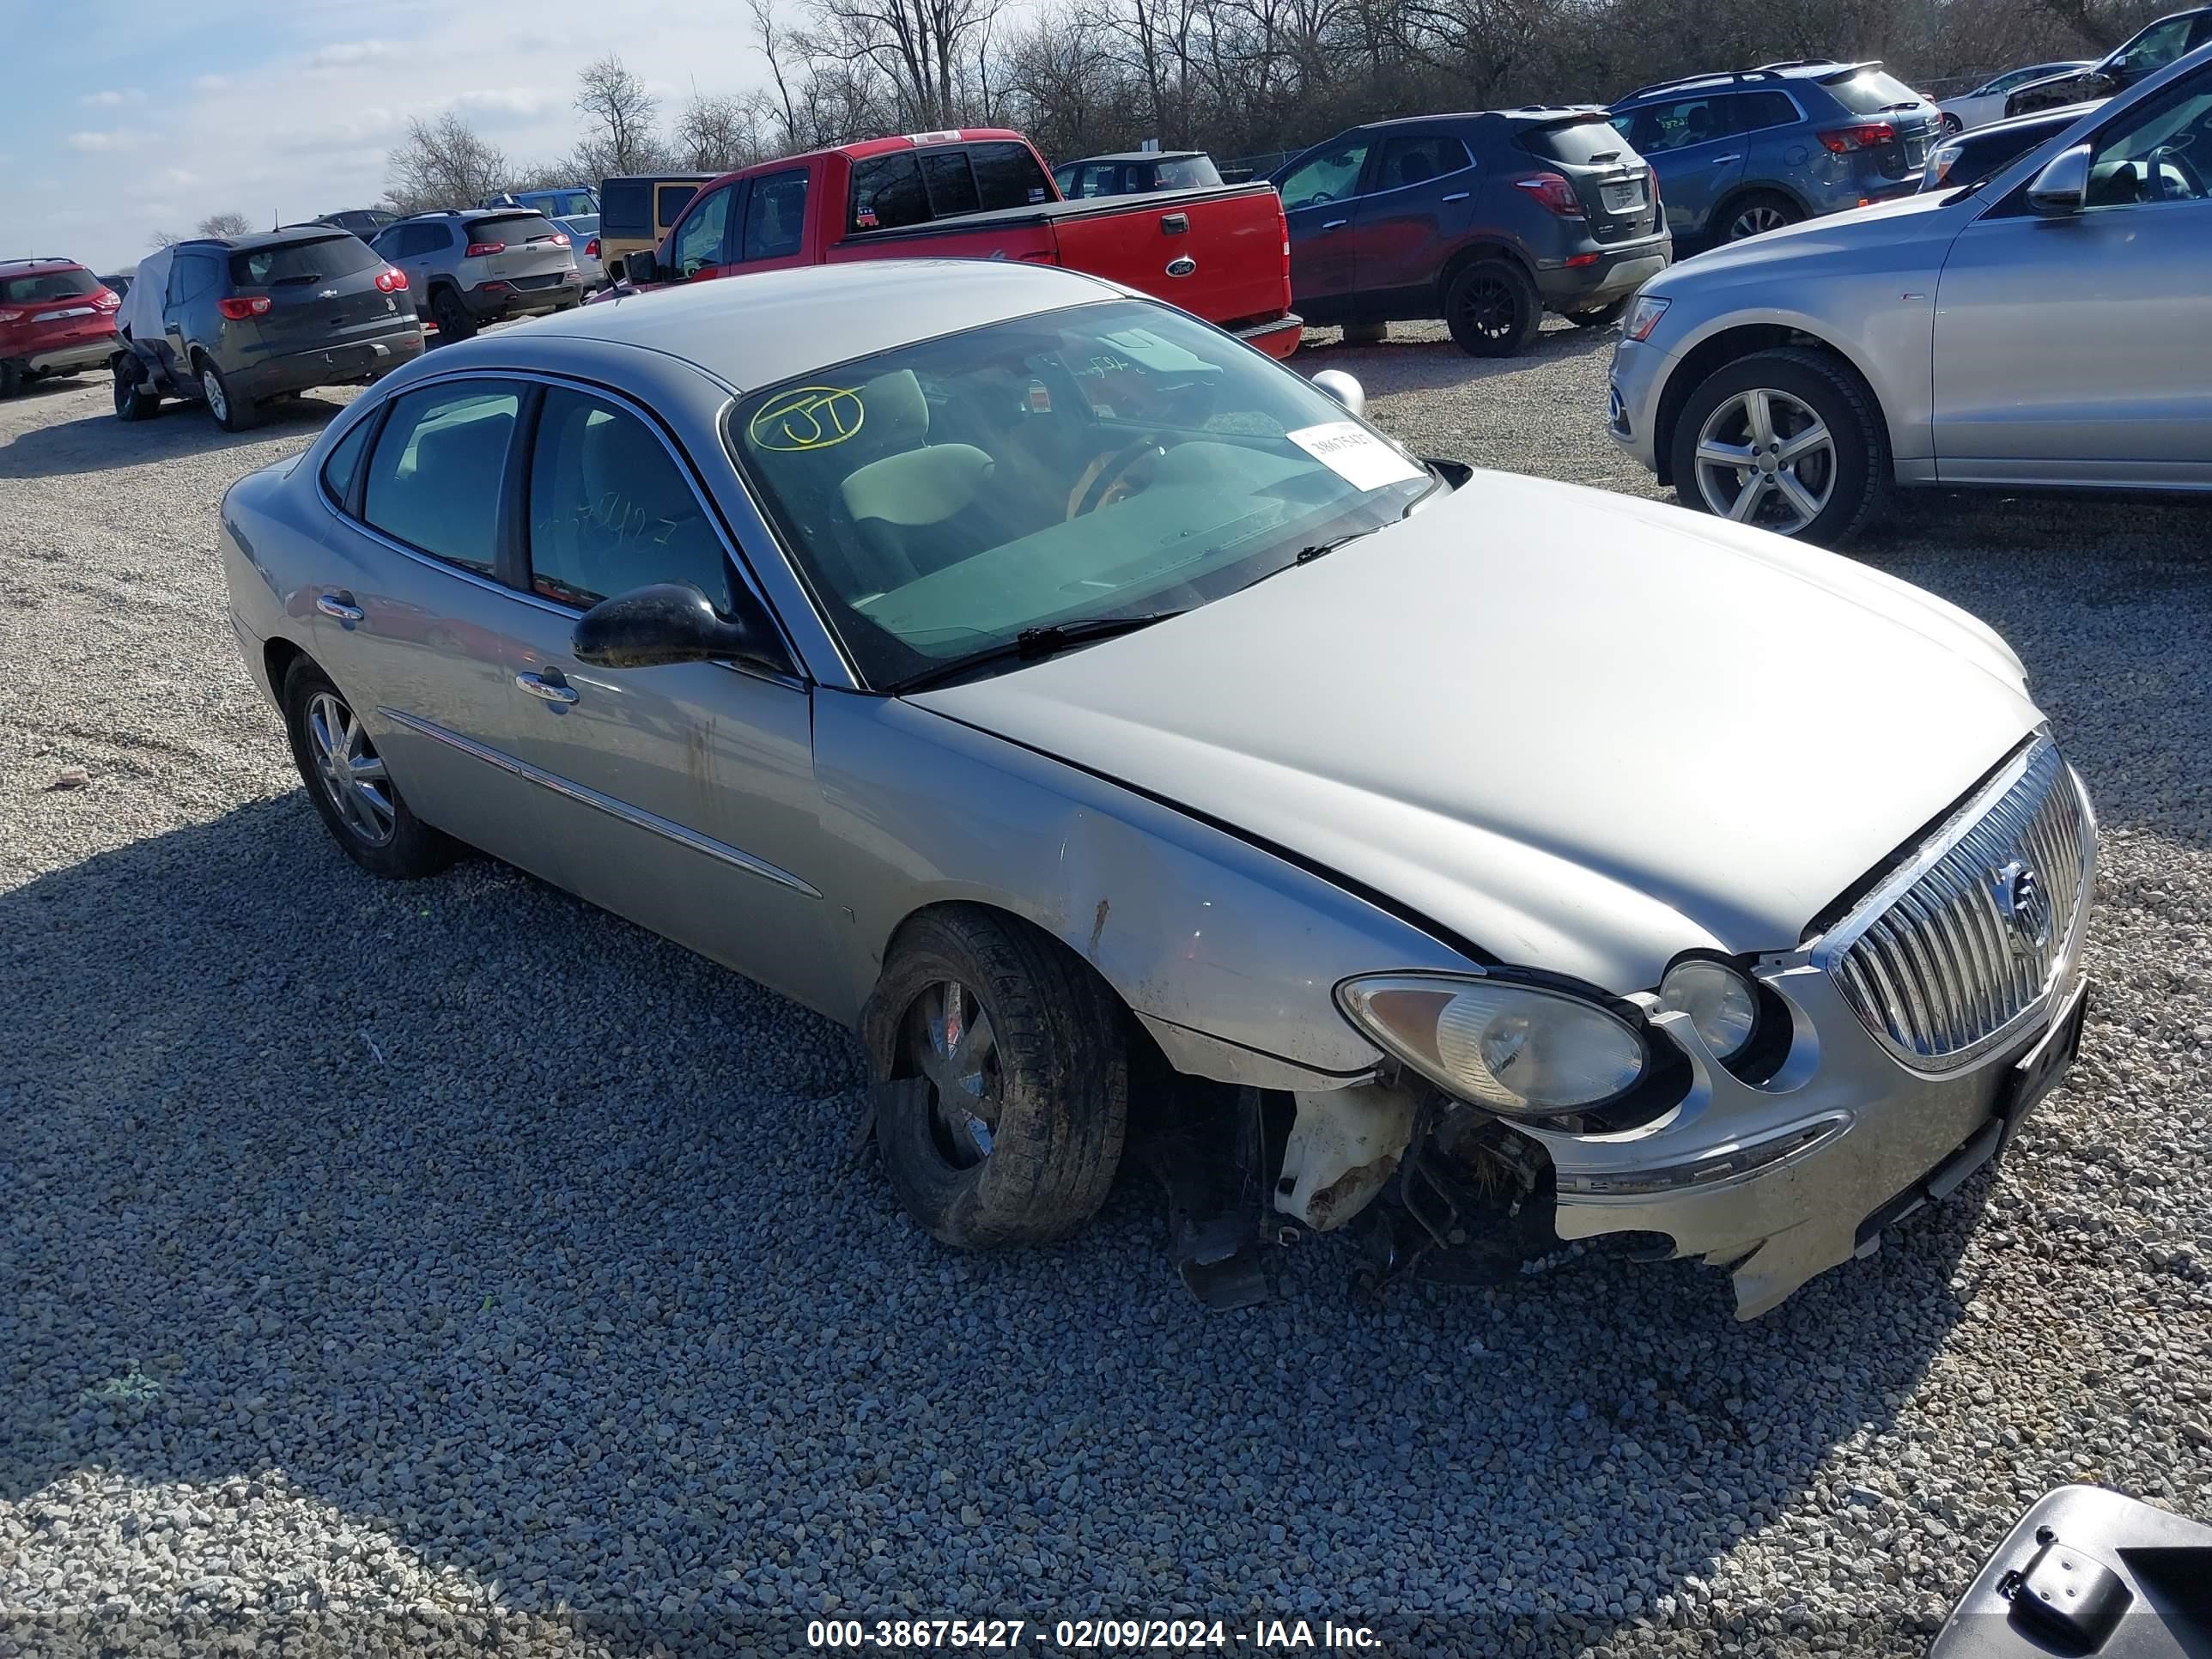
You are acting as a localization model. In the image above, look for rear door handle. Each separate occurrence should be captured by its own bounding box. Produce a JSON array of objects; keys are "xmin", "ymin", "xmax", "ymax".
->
[
  {"xmin": 1711, "ymin": 153, "xmax": 1743, "ymax": 164},
  {"xmin": 515, "ymin": 671, "xmax": 579, "ymax": 705},
  {"xmin": 315, "ymin": 591, "xmax": 365, "ymax": 623},
  {"xmin": 1321, "ymin": 218, "xmax": 1348, "ymax": 229},
  {"xmin": 1441, "ymin": 191, "xmax": 1469, "ymax": 203}
]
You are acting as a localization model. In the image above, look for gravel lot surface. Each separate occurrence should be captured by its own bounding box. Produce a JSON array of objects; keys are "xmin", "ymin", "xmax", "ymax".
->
[{"xmin": 3, "ymin": 325, "xmax": 2209, "ymax": 1659}]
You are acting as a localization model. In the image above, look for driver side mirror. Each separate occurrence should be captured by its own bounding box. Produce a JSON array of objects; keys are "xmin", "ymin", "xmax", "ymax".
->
[
  {"xmin": 624, "ymin": 248, "xmax": 660, "ymax": 287},
  {"xmin": 1310, "ymin": 369, "xmax": 1366, "ymax": 418},
  {"xmin": 572, "ymin": 582, "xmax": 781, "ymax": 672},
  {"xmin": 2027, "ymin": 143, "xmax": 2093, "ymax": 215}
]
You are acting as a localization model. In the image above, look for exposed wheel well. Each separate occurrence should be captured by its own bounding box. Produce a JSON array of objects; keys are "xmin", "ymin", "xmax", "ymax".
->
[
  {"xmin": 262, "ymin": 636, "xmax": 308, "ymax": 705},
  {"xmin": 1436, "ymin": 240, "xmax": 1534, "ymax": 305},
  {"xmin": 1652, "ymin": 325, "xmax": 1882, "ymax": 485}
]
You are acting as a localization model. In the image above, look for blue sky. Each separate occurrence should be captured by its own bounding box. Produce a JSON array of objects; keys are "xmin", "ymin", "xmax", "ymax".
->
[{"xmin": 5, "ymin": 0, "xmax": 775, "ymax": 274}]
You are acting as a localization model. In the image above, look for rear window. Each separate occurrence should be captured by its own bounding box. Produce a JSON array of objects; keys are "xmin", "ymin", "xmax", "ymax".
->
[
  {"xmin": 850, "ymin": 153, "xmax": 932, "ymax": 231},
  {"xmin": 969, "ymin": 142, "xmax": 1054, "ymax": 210},
  {"xmin": 561, "ymin": 214, "xmax": 600, "ymax": 236},
  {"xmin": 1517, "ymin": 119, "xmax": 1635, "ymax": 165},
  {"xmin": 2, "ymin": 267, "xmax": 99, "ymax": 304},
  {"xmin": 601, "ymin": 180, "xmax": 651, "ymax": 236},
  {"xmin": 463, "ymin": 212, "xmax": 563, "ymax": 245},
  {"xmin": 1153, "ymin": 155, "xmax": 1223, "ymax": 189},
  {"xmin": 228, "ymin": 235, "xmax": 379, "ymax": 287},
  {"xmin": 921, "ymin": 149, "xmax": 981, "ymax": 216},
  {"xmin": 1820, "ymin": 68, "xmax": 1924, "ymax": 115}
]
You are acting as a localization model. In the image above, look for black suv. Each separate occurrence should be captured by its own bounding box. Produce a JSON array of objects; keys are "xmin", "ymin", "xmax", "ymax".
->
[
  {"xmin": 2008, "ymin": 7, "xmax": 2212, "ymax": 113},
  {"xmin": 111, "ymin": 227, "xmax": 422, "ymax": 430},
  {"xmin": 1273, "ymin": 108, "xmax": 1670, "ymax": 356}
]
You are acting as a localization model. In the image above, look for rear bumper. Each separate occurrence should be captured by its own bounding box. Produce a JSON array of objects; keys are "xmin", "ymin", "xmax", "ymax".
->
[
  {"xmin": 466, "ymin": 276, "xmax": 584, "ymax": 319},
  {"xmin": 1233, "ymin": 312, "xmax": 1304, "ymax": 361},
  {"xmin": 233, "ymin": 329, "xmax": 424, "ymax": 398},
  {"xmin": 21, "ymin": 333, "xmax": 118, "ymax": 374},
  {"xmin": 1534, "ymin": 243, "xmax": 1670, "ymax": 311}
]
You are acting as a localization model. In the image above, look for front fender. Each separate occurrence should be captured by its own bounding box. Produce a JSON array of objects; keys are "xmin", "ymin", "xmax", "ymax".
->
[{"xmin": 811, "ymin": 693, "xmax": 1481, "ymax": 1080}]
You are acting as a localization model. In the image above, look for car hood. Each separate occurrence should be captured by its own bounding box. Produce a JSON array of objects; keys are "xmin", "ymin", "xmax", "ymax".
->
[
  {"xmin": 1664, "ymin": 188, "xmax": 1959, "ymax": 281},
  {"xmin": 908, "ymin": 472, "xmax": 2042, "ymax": 992}
]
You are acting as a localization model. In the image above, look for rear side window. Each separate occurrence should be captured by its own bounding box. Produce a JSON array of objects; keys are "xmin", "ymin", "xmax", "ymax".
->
[
  {"xmin": 743, "ymin": 170, "xmax": 807, "ymax": 258},
  {"xmin": 463, "ymin": 212, "xmax": 562, "ymax": 247},
  {"xmin": 921, "ymin": 149, "xmax": 982, "ymax": 216},
  {"xmin": 167, "ymin": 253, "xmax": 221, "ymax": 306},
  {"xmin": 1616, "ymin": 95, "xmax": 1737, "ymax": 153},
  {"xmin": 850, "ymin": 152, "xmax": 931, "ymax": 231},
  {"xmin": 1820, "ymin": 68, "xmax": 1924, "ymax": 115},
  {"xmin": 321, "ymin": 413, "xmax": 375, "ymax": 507},
  {"xmin": 2, "ymin": 267, "xmax": 99, "ymax": 304},
  {"xmin": 363, "ymin": 381, "xmax": 523, "ymax": 575},
  {"xmin": 601, "ymin": 180, "xmax": 651, "ymax": 236},
  {"xmin": 1736, "ymin": 91, "xmax": 1800, "ymax": 131},
  {"xmin": 229, "ymin": 235, "xmax": 379, "ymax": 287},
  {"xmin": 1374, "ymin": 135, "xmax": 1473, "ymax": 189},
  {"xmin": 1517, "ymin": 120, "xmax": 1629, "ymax": 164},
  {"xmin": 969, "ymin": 142, "xmax": 1054, "ymax": 209},
  {"xmin": 655, "ymin": 183, "xmax": 700, "ymax": 228}
]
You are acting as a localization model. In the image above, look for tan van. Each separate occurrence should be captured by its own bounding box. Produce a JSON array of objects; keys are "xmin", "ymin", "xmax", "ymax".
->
[{"xmin": 597, "ymin": 174, "xmax": 713, "ymax": 282}]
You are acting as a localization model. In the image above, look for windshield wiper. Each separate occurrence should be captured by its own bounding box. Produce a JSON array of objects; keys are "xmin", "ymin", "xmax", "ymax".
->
[{"xmin": 891, "ymin": 611, "xmax": 1184, "ymax": 693}]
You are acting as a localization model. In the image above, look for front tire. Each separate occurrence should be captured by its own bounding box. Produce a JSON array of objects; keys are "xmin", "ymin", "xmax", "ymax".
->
[
  {"xmin": 866, "ymin": 908, "xmax": 1127, "ymax": 1249},
  {"xmin": 1668, "ymin": 346, "xmax": 1889, "ymax": 544},
  {"xmin": 431, "ymin": 288, "xmax": 477, "ymax": 343},
  {"xmin": 1444, "ymin": 258, "xmax": 1541, "ymax": 357},
  {"xmin": 280, "ymin": 659, "xmax": 455, "ymax": 878}
]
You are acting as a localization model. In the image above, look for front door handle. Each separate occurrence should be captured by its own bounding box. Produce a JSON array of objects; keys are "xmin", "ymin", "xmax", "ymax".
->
[
  {"xmin": 1441, "ymin": 191, "xmax": 1470, "ymax": 203},
  {"xmin": 315, "ymin": 591, "xmax": 365, "ymax": 623},
  {"xmin": 515, "ymin": 671, "xmax": 579, "ymax": 705},
  {"xmin": 1321, "ymin": 217, "xmax": 1348, "ymax": 229}
]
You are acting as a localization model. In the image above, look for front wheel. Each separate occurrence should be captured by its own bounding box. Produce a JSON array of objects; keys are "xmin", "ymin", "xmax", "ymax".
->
[
  {"xmin": 866, "ymin": 908, "xmax": 1127, "ymax": 1249},
  {"xmin": 1668, "ymin": 347, "xmax": 1889, "ymax": 544},
  {"xmin": 1444, "ymin": 259, "xmax": 1541, "ymax": 357},
  {"xmin": 281, "ymin": 659, "xmax": 456, "ymax": 878}
]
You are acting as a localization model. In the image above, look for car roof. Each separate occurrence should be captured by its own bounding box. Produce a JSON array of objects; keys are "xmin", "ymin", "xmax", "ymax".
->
[
  {"xmin": 474, "ymin": 259, "xmax": 1121, "ymax": 392},
  {"xmin": 182, "ymin": 227, "xmax": 356, "ymax": 252},
  {"xmin": 0, "ymin": 257, "xmax": 85, "ymax": 273},
  {"xmin": 1066, "ymin": 150, "xmax": 1209, "ymax": 164},
  {"xmin": 1616, "ymin": 60, "xmax": 1874, "ymax": 101}
]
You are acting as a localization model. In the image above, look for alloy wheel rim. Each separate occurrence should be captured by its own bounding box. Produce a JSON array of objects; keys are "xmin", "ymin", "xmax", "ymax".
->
[
  {"xmin": 902, "ymin": 978, "xmax": 1000, "ymax": 1170},
  {"xmin": 1729, "ymin": 205, "xmax": 1788, "ymax": 240},
  {"xmin": 113, "ymin": 368, "xmax": 132, "ymax": 413},
  {"xmin": 305, "ymin": 690, "xmax": 397, "ymax": 846},
  {"xmin": 202, "ymin": 369, "xmax": 227, "ymax": 421},
  {"xmin": 1457, "ymin": 276, "xmax": 1516, "ymax": 341},
  {"xmin": 1692, "ymin": 387, "xmax": 1836, "ymax": 536}
]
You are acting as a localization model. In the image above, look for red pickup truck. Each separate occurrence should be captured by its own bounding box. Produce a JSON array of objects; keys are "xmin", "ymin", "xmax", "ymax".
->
[{"xmin": 611, "ymin": 129, "xmax": 1302, "ymax": 360}]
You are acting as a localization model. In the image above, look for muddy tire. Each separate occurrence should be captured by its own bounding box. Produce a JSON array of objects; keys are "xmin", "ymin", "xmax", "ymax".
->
[
  {"xmin": 1444, "ymin": 258, "xmax": 1541, "ymax": 358},
  {"xmin": 866, "ymin": 907, "xmax": 1127, "ymax": 1249}
]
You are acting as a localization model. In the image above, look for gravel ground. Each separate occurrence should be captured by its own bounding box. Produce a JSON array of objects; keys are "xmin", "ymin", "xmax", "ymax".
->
[{"xmin": 3, "ymin": 328, "xmax": 2209, "ymax": 1659}]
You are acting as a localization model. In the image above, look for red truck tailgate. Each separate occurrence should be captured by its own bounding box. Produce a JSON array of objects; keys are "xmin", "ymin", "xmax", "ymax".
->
[{"xmin": 1042, "ymin": 184, "xmax": 1291, "ymax": 332}]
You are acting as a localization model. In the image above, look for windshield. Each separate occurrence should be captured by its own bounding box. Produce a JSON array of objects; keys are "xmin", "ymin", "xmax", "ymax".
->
[
  {"xmin": 228, "ymin": 235, "xmax": 379, "ymax": 287},
  {"xmin": 726, "ymin": 298, "xmax": 1435, "ymax": 690}
]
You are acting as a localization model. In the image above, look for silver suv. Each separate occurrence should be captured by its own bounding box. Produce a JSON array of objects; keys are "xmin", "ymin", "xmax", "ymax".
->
[
  {"xmin": 1607, "ymin": 42, "xmax": 2212, "ymax": 542},
  {"xmin": 370, "ymin": 209, "xmax": 581, "ymax": 342}
]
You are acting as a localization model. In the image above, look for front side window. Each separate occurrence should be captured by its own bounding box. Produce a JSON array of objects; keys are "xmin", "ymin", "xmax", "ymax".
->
[
  {"xmin": 672, "ymin": 189, "xmax": 732, "ymax": 274},
  {"xmin": 362, "ymin": 381, "xmax": 522, "ymax": 575},
  {"xmin": 726, "ymin": 297, "xmax": 1435, "ymax": 690},
  {"xmin": 743, "ymin": 172, "xmax": 807, "ymax": 259},
  {"xmin": 850, "ymin": 152, "xmax": 931, "ymax": 232},
  {"xmin": 2081, "ymin": 73, "xmax": 2212, "ymax": 206},
  {"xmin": 527, "ymin": 387, "xmax": 735, "ymax": 613},
  {"xmin": 1278, "ymin": 140, "xmax": 1371, "ymax": 209},
  {"xmin": 2111, "ymin": 14, "xmax": 2195, "ymax": 74}
]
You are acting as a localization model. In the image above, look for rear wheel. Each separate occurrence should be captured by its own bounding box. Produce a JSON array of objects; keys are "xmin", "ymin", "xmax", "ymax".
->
[
  {"xmin": 280, "ymin": 659, "xmax": 456, "ymax": 878},
  {"xmin": 1940, "ymin": 111, "xmax": 1964, "ymax": 134},
  {"xmin": 431, "ymin": 288, "xmax": 477, "ymax": 343},
  {"xmin": 1720, "ymin": 191, "xmax": 1802, "ymax": 243},
  {"xmin": 866, "ymin": 908, "xmax": 1127, "ymax": 1249},
  {"xmin": 1668, "ymin": 347, "xmax": 1888, "ymax": 544},
  {"xmin": 0, "ymin": 361, "xmax": 21, "ymax": 398},
  {"xmin": 112, "ymin": 357, "xmax": 159, "ymax": 421},
  {"xmin": 1443, "ymin": 258, "xmax": 1541, "ymax": 357},
  {"xmin": 1568, "ymin": 299, "xmax": 1628, "ymax": 330},
  {"xmin": 198, "ymin": 358, "xmax": 256, "ymax": 432}
]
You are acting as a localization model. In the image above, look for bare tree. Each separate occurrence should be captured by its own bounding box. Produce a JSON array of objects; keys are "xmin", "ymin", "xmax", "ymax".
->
[
  {"xmin": 673, "ymin": 89, "xmax": 780, "ymax": 170},
  {"xmin": 574, "ymin": 54, "xmax": 664, "ymax": 174},
  {"xmin": 803, "ymin": 0, "xmax": 1006, "ymax": 129},
  {"xmin": 384, "ymin": 112, "xmax": 512, "ymax": 212},
  {"xmin": 195, "ymin": 210, "xmax": 252, "ymax": 238},
  {"xmin": 149, "ymin": 229, "xmax": 181, "ymax": 249}
]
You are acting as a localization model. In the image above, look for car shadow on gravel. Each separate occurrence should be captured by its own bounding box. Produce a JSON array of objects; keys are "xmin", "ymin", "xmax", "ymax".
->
[
  {"xmin": 1, "ymin": 790, "xmax": 1995, "ymax": 1655},
  {"xmin": 1296, "ymin": 321, "xmax": 1617, "ymax": 396},
  {"xmin": 0, "ymin": 393, "xmax": 341, "ymax": 480}
]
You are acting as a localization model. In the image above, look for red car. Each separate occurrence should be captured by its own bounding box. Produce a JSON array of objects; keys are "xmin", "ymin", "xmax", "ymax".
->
[
  {"xmin": 607, "ymin": 129, "xmax": 1302, "ymax": 359},
  {"xmin": 0, "ymin": 258, "xmax": 121, "ymax": 397}
]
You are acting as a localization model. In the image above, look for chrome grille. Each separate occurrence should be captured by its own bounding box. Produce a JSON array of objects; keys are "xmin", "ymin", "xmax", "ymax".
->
[{"xmin": 1815, "ymin": 738, "xmax": 2094, "ymax": 1071}]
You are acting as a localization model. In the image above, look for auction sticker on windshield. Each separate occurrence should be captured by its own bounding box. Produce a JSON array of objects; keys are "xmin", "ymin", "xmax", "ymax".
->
[{"xmin": 1286, "ymin": 422, "xmax": 1426, "ymax": 492}]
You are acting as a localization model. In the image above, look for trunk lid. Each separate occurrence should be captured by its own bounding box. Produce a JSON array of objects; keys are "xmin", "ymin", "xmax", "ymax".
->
[
  {"xmin": 229, "ymin": 235, "xmax": 408, "ymax": 352},
  {"xmin": 462, "ymin": 212, "xmax": 576, "ymax": 284},
  {"xmin": 1515, "ymin": 115, "xmax": 1662, "ymax": 244}
]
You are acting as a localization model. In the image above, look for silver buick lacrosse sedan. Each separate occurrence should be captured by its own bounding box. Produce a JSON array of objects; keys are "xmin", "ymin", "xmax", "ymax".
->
[{"xmin": 221, "ymin": 260, "xmax": 2094, "ymax": 1317}]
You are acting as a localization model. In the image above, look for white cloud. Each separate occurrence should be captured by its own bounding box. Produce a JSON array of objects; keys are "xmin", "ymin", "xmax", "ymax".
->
[
  {"xmin": 306, "ymin": 40, "xmax": 396, "ymax": 69},
  {"xmin": 68, "ymin": 130, "xmax": 143, "ymax": 153},
  {"xmin": 80, "ymin": 88, "xmax": 145, "ymax": 108},
  {"xmin": 193, "ymin": 73, "xmax": 232, "ymax": 93},
  {"xmin": 452, "ymin": 87, "xmax": 561, "ymax": 118}
]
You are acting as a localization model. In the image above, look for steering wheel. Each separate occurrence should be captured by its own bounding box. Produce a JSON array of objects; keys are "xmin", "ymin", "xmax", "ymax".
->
[
  {"xmin": 1304, "ymin": 191, "xmax": 1335, "ymax": 206},
  {"xmin": 2148, "ymin": 143, "xmax": 2207, "ymax": 199},
  {"xmin": 1066, "ymin": 437, "xmax": 1165, "ymax": 520}
]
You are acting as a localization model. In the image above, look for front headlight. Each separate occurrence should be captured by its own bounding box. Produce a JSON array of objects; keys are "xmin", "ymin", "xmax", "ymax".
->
[
  {"xmin": 1338, "ymin": 974, "xmax": 1646, "ymax": 1115},
  {"xmin": 1623, "ymin": 294, "xmax": 1671, "ymax": 343},
  {"xmin": 1929, "ymin": 143, "xmax": 1963, "ymax": 185},
  {"xmin": 1655, "ymin": 959, "xmax": 1759, "ymax": 1060}
]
